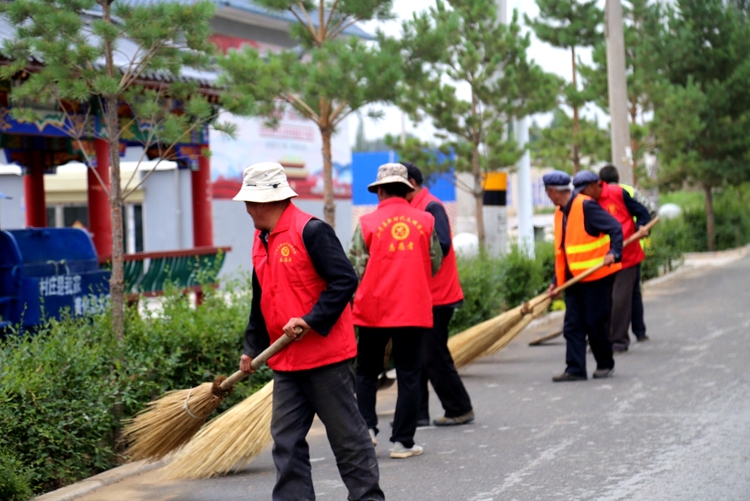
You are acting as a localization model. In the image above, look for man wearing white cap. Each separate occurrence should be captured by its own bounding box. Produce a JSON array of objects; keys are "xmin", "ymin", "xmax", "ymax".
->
[
  {"xmin": 349, "ymin": 162, "xmax": 442, "ymax": 459},
  {"xmin": 236, "ymin": 162, "xmax": 383, "ymax": 501}
]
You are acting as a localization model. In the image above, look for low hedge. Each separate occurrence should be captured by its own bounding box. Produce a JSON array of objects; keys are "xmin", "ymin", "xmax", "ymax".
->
[
  {"xmin": 451, "ymin": 241, "xmax": 555, "ymax": 335},
  {"xmin": 0, "ymin": 276, "xmax": 269, "ymax": 496}
]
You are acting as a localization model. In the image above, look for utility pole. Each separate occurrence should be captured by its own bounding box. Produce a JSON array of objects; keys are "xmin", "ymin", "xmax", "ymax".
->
[
  {"xmin": 513, "ymin": 0, "xmax": 534, "ymax": 258},
  {"xmin": 606, "ymin": 0, "xmax": 633, "ymax": 185}
]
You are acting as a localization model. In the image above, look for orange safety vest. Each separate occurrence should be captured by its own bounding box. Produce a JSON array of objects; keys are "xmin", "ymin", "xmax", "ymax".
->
[{"xmin": 554, "ymin": 194, "xmax": 622, "ymax": 287}]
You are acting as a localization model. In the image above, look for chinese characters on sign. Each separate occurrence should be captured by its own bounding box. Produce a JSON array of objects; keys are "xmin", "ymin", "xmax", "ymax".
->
[
  {"xmin": 39, "ymin": 275, "xmax": 82, "ymax": 297},
  {"xmin": 39, "ymin": 274, "xmax": 110, "ymax": 316}
]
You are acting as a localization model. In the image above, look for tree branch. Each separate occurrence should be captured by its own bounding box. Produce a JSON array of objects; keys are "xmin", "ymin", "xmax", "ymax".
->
[
  {"xmin": 324, "ymin": 0, "xmax": 342, "ymax": 36},
  {"xmin": 281, "ymin": 93, "xmax": 321, "ymax": 124},
  {"xmin": 294, "ymin": 1, "xmax": 319, "ymax": 42}
]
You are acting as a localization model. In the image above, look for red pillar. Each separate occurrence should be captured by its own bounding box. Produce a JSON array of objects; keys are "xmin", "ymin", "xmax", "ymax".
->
[
  {"xmin": 88, "ymin": 139, "xmax": 112, "ymax": 257},
  {"xmin": 23, "ymin": 155, "xmax": 47, "ymax": 227},
  {"xmin": 191, "ymin": 147, "xmax": 214, "ymax": 247}
]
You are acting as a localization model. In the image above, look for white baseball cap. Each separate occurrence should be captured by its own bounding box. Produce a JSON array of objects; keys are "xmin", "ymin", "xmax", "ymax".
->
[{"xmin": 233, "ymin": 162, "xmax": 298, "ymax": 203}]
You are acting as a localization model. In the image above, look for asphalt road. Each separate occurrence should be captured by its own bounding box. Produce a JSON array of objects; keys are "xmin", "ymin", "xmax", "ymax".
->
[{"xmin": 77, "ymin": 254, "xmax": 750, "ymax": 501}]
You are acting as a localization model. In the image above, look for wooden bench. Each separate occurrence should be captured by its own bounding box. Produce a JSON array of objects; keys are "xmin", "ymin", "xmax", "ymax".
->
[{"xmin": 98, "ymin": 246, "xmax": 231, "ymax": 304}]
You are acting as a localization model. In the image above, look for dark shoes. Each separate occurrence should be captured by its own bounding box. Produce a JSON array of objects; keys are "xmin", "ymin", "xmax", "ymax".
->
[
  {"xmin": 433, "ymin": 411, "xmax": 475, "ymax": 427},
  {"xmin": 612, "ymin": 346, "xmax": 629, "ymax": 355},
  {"xmin": 593, "ymin": 367, "xmax": 615, "ymax": 379},
  {"xmin": 552, "ymin": 372, "xmax": 587, "ymax": 382},
  {"xmin": 635, "ymin": 335, "xmax": 650, "ymax": 342}
]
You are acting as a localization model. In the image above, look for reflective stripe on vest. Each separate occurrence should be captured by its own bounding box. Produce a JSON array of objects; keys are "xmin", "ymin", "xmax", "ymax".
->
[
  {"xmin": 554, "ymin": 194, "xmax": 621, "ymax": 286},
  {"xmin": 410, "ymin": 188, "xmax": 464, "ymax": 306},
  {"xmin": 353, "ymin": 197, "xmax": 434, "ymax": 328},
  {"xmin": 252, "ymin": 203, "xmax": 357, "ymax": 371}
]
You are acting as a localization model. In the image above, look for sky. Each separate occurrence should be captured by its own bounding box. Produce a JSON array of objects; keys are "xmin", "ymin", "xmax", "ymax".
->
[{"xmin": 348, "ymin": 0, "xmax": 607, "ymax": 146}]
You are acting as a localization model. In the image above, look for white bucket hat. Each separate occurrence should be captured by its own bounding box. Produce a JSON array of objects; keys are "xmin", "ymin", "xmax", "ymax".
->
[
  {"xmin": 367, "ymin": 163, "xmax": 415, "ymax": 193},
  {"xmin": 233, "ymin": 162, "xmax": 298, "ymax": 203}
]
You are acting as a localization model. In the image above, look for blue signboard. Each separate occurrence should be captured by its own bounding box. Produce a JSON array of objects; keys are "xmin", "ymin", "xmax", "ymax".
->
[
  {"xmin": 352, "ymin": 151, "xmax": 457, "ymax": 206},
  {"xmin": 0, "ymin": 228, "xmax": 110, "ymax": 331}
]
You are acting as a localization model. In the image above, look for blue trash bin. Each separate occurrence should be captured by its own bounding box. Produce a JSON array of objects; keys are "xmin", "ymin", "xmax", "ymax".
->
[{"xmin": 0, "ymin": 228, "xmax": 111, "ymax": 331}]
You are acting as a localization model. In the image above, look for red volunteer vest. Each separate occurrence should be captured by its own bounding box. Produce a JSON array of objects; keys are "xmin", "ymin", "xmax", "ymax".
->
[
  {"xmin": 596, "ymin": 182, "xmax": 645, "ymax": 269},
  {"xmin": 353, "ymin": 197, "xmax": 434, "ymax": 328},
  {"xmin": 252, "ymin": 203, "xmax": 357, "ymax": 371},
  {"xmin": 410, "ymin": 188, "xmax": 464, "ymax": 307}
]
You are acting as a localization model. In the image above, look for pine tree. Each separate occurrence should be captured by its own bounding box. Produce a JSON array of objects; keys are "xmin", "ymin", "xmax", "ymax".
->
[
  {"xmin": 526, "ymin": 0, "xmax": 602, "ymax": 173},
  {"xmin": 530, "ymin": 108, "xmax": 610, "ymax": 172},
  {"xmin": 0, "ymin": 0, "xmax": 250, "ymax": 339},
  {"xmin": 221, "ymin": 0, "xmax": 402, "ymax": 229},
  {"xmin": 394, "ymin": 0, "xmax": 560, "ymax": 246},
  {"xmin": 650, "ymin": 0, "xmax": 750, "ymax": 251}
]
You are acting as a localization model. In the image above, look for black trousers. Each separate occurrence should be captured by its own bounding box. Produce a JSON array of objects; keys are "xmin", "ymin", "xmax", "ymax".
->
[
  {"xmin": 356, "ymin": 327, "xmax": 423, "ymax": 448},
  {"xmin": 271, "ymin": 360, "xmax": 384, "ymax": 501},
  {"xmin": 610, "ymin": 266, "xmax": 639, "ymax": 350},
  {"xmin": 419, "ymin": 307, "xmax": 473, "ymax": 421},
  {"xmin": 563, "ymin": 275, "xmax": 615, "ymax": 378},
  {"xmin": 632, "ymin": 263, "xmax": 647, "ymax": 339}
]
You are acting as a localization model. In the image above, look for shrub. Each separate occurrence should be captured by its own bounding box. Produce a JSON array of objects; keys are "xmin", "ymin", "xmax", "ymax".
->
[
  {"xmin": 660, "ymin": 185, "xmax": 750, "ymax": 252},
  {"xmin": 452, "ymin": 252, "xmax": 504, "ymax": 334},
  {"xmin": 0, "ymin": 319, "xmax": 117, "ymax": 493},
  {"xmin": 642, "ymin": 217, "xmax": 687, "ymax": 281},
  {"xmin": 0, "ymin": 450, "xmax": 33, "ymax": 501},
  {"xmin": 451, "ymin": 241, "xmax": 555, "ymax": 335},
  {"xmin": 496, "ymin": 244, "xmax": 546, "ymax": 310},
  {"xmin": 0, "ymin": 276, "xmax": 265, "ymax": 495}
]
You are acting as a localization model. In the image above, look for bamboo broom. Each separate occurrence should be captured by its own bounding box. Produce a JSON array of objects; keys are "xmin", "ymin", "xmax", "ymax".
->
[
  {"xmin": 163, "ymin": 380, "xmax": 275, "ymax": 479},
  {"xmin": 121, "ymin": 333, "xmax": 295, "ymax": 462}
]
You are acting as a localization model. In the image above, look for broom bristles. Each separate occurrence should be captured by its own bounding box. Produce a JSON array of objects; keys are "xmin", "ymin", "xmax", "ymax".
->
[
  {"xmin": 483, "ymin": 297, "xmax": 552, "ymax": 356},
  {"xmin": 122, "ymin": 382, "xmax": 224, "ymax": 462},
  {"xmin": 163, "ymin": 381, "xmax": 275, "ymax": 479},
  {"xmin": 448, "ymin": 293, "xmax": 551, "ymax": 369},
  {"xmin": 448, "ymin": 304, "xmax": 525, "ymax": 369}
]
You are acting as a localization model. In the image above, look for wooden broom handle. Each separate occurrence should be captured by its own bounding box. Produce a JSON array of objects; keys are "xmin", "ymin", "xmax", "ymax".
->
[
  {"xmin": 551, "ymin": 217, "xmax": 660, "ymax": 296},
  {"xmin": 220, "ymin": 328, "xmax": 301, "ymax": 390}
]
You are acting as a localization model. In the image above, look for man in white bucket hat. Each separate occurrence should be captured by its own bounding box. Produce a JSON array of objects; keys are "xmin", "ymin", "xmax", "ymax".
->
[
  {"xmin": 236, "ymin": 162, "xmax": 384, "ymax": 501},
  {"xmin": 348, "ymin": 162, "xmax": 442, "ymax": 459}
]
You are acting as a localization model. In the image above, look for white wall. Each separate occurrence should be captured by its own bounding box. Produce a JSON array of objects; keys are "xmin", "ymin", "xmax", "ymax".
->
[
  {"xmin": 214, "ymin": 198, "xmax": 354, "ymax": 280},
  {"xmin": 0, "ymin": 170, "xmax": 24, "ymax": 230}
]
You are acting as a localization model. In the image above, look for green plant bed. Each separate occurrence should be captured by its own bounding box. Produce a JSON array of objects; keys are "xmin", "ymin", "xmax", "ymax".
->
[
  {"xmin": 451, "ymin": 241, "xmax": 555, "ymax": 335},
  {"xmin": 0, "ymin": 275, "xmax": 264, "ymax": 496},
  {"xmin": 658, "ymin": 185, "xmax": 750, "ymax": 252}
]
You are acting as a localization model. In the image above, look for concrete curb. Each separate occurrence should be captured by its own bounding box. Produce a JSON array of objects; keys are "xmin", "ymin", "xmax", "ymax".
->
[{"xmin": 34, "ymin": 460, "xmax": 165, "ymax": 501}]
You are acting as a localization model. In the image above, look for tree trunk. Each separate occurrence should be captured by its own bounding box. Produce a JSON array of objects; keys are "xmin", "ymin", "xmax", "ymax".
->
[
  {"xmin": 630, "ymin": 95, "xmax": 639, "ymax": 185},
  {"xmin": 470, "ymin": 87, "xmax": 485, "ymax": 246},
  {"xmin": 101, "ymin": 2, "xmax": 125, "ymax": 341},
  {"xmin": 571, "ymin": 46, "xmax": 581, "ymax": 174},
  {"xmin": 704, "ymin": 183, "xmax": 716, "ymax": 252},
  {"xmin": 472, "ymin": 144, "xmax": 485, "ymax": 247},
  {"xmin": 105, "ymin": 95, "xmax": 125, "ymax": 341},
  {"xmin": 321, "ymin": 127, "xmax": 336, "ymax": 228}
]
